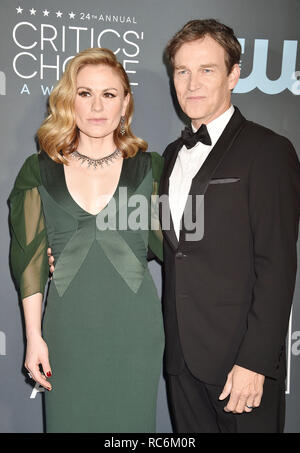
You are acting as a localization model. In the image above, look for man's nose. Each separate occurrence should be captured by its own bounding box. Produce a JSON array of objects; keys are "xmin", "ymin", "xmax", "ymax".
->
[{"xmin": 188, "ymin": 72, "xmax": 200, "ymax": 91}]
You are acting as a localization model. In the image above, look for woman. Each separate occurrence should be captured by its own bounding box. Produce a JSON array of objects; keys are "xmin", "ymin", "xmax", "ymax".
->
[{"xmin": 9, "ymin": 48, "xmax": 164, "ymax": 433}]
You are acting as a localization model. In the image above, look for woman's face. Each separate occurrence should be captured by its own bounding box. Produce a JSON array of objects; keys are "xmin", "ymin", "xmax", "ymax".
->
[{"xmin": 74, "ymin": 64, "xmax": 129, "ymax": 140}]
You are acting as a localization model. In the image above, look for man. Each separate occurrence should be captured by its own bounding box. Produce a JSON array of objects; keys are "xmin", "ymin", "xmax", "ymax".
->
[{"xmin": 159, "ymin": 19, "xmax": 300, "ymax": 433}]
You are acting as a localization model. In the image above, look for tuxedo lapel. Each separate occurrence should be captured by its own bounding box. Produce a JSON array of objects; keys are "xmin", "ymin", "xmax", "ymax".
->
[
  {"xmin": 159, "ymin": 139, "xmax": 183, "ymax": 250},
  {"xmin": 179, "ymin": 107, "xmax": 247, "ymax": 245}
]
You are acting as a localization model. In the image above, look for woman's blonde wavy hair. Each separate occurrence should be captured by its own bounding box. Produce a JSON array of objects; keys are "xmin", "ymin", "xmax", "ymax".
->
[{"xmin": 37, "ymin": 48, "xmax": 147, "ymax": 163}]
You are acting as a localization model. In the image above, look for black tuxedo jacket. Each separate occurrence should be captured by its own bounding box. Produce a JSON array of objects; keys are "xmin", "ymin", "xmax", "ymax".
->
[{"xmin": 159, "ymin": 107, "xmax": 300, "ymax": 386}]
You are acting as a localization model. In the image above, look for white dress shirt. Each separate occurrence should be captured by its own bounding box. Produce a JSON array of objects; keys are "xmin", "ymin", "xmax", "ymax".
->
[{"xmin": 169, "ymin": 105, "xmax": 235, "ymax": 239}]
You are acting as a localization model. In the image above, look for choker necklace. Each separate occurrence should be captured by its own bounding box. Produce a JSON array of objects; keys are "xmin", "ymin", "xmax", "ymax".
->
[{"xmin": 71, "ymin": 148, "xmax": 122, "ymax": 169}]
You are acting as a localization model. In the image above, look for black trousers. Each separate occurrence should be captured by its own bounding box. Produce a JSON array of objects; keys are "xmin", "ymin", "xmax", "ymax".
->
[{"xmin": 167, "ymin": 363, "xmax": 286, "ymax": 433}]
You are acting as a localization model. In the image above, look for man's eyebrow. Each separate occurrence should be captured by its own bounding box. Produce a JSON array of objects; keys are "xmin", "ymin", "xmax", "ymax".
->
[
  {"xmin": 174, "ymin": 63, "xmax": 219, "ymax": 70},
  {"xmin": 174, "ymin": 65, "xmax": 188, "ymax": 70},
  {"xmin": 199, "ymin": 63, "xmax": 219, "ymax": 68}
]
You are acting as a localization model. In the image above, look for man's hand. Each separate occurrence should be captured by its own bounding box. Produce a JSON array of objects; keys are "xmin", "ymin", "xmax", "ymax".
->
[
  {"xmin": 47, "ymin": 248, "xmax": 55, "ymax": 274},
  {"xmin": 219, "ymin": 365, "xmax": 265, "ymax": 413}
]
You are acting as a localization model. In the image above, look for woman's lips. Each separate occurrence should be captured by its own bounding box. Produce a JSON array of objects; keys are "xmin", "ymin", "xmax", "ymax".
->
[{"xmin": 87, "ymin": 118, "xmax": 107, "ymax": 123}]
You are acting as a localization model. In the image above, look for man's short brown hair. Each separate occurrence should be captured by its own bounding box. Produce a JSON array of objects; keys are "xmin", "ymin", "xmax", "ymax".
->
[{"xmin": 165, "ymin": 19, "xmax": 241, "ymax": 75}]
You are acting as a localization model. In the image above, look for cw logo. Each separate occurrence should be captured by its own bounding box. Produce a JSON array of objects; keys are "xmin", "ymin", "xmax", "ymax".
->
[
  {"xmin": 0, "ymin": 71, "xmax": 5, "ymax": 95},
  {"xmin": 234, "ymin": 39, "xmax": 299, "ymax": 95}
]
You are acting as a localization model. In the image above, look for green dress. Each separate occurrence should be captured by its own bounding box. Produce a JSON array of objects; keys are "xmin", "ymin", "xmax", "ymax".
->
[{"xmin": 9, "ymin": 150, "xmax": 165, "ymax": 433}]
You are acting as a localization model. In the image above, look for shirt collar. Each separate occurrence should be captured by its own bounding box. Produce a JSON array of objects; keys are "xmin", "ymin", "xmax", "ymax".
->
[{"xmin": 191, "ymin": 105, "xmax": 235, "ymax": 147}]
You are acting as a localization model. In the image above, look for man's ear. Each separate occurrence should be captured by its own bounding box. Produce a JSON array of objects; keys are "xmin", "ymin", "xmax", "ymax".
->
[{"xmin": 228, "ymin": 63, "xmax": 240, "ymax": 91}]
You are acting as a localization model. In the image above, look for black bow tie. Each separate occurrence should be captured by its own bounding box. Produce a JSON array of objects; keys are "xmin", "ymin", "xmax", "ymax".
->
[{"xmin": 181, "ymin": 124, "xmax": 212, "ymax": 149}]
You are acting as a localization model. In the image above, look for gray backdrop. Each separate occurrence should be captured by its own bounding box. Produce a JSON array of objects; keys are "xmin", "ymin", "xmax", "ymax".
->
[{"xmin": 0, "ymin": 0, "xmax": 299, "ymax": 433}]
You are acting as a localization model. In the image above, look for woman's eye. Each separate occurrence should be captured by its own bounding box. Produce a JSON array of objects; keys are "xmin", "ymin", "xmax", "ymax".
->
[
  {"xmin": 78, "ymin": 91, "xmax": 90, "ymax": 97},
  {"xmin": 104, "ymin": 92, "xmax": 116, "ymax": 98}
]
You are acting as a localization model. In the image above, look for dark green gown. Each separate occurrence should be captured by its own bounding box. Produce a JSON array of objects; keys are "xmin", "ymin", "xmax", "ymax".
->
[{"xmin": 9, "ymin": 150, "xmax": 165, "ymax": 433}]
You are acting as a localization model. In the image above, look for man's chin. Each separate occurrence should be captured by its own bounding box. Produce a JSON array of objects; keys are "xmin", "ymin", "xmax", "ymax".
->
[{"xmin": 183, "ymin": 108, "xmax": 207, "ymax": 122}]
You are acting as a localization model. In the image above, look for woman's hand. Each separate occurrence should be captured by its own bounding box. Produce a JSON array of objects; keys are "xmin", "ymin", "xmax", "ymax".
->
[
  {"xmin": 47, "ymin": 247, "xmax": 55, "ymax": 274},
  {"xmin": 25, "ymin": 333, "xmax": 52, "ymax": 391}
]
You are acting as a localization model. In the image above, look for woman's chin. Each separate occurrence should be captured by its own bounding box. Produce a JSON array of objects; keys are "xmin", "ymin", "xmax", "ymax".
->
[{"xmin": 78, "ymin": 128, "xmax": 114, "ymax": 140}]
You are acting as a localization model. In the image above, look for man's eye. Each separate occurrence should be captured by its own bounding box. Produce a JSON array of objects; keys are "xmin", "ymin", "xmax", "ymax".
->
[
  {"xmin": 78, "ymin": 91, "xmax": 90, "ymax": 97},
  {"xmin": 203, "ymin": 68, "xmax": 212, "ymax": 73}
]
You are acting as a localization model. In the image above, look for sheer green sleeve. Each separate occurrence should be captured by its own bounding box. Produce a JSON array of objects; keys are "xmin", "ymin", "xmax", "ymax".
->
[
  {"xmin": 148, "ymin": 152, "xmax": 164, "ymax": 263},
  {"xmin": 9, "ymin": 154, "xmax": 49, "ymax": 299}
]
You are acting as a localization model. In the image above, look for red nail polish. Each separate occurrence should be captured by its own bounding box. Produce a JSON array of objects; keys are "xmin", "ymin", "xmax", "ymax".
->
[{"xmin": 46, "ymin": 371, "xmax": 52, "ymax": 377}]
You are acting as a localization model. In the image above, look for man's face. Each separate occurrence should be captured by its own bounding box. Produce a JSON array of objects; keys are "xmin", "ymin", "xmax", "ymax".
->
[{"xmin": 173, "ymin": 35, "xmax": 240, "ymax": 129}]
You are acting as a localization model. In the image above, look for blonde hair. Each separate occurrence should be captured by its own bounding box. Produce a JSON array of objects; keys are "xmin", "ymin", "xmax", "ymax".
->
[{"xmin": 37, "ymin": 48, "xmax": 147, "ymax": 163}]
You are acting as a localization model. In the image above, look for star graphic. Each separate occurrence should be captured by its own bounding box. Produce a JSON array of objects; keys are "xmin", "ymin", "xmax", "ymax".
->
[
  {"xmin": 56, "ymin": 11, "xmax": 63, "ymax": 18},
  {"xmin": 16, "ymin": 6, "xmax": 23, "ymax": 14},
  {"xmin": 29, "ymin": 8, "xmax": 36, "ymax": 15},
  {"xmin": 43, "ymin": 9, "xmax": 50, "ymax": 17},
  {"xmin": 69, "ymin": 11, "xmax": 76, "ymax": 19}
]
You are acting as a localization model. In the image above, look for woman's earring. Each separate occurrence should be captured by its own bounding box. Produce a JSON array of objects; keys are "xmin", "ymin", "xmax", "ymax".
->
[{"xmin": 120, "ymin": 116, "xmax": 126, "ymax": 136}]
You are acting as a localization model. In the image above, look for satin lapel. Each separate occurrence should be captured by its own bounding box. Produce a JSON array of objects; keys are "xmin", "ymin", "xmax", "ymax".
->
[
  {"xmin": 159, "ymin": 139, "xmax": 183, "ymax": 251},
  {"xmin": 179, "ymin": 107, "xmax": 247, "ymax": 245}
]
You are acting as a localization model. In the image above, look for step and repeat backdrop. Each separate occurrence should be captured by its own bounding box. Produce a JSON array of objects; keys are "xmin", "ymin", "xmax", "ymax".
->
[{"xmin": 0, "ymin": 0, "xmax": 299, "ymax": 433}]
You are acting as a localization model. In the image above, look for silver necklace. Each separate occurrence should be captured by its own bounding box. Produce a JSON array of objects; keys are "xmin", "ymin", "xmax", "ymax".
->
[{"xmin": 71, "ymin": 148, "xmax": 122, "ymax": 169}]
